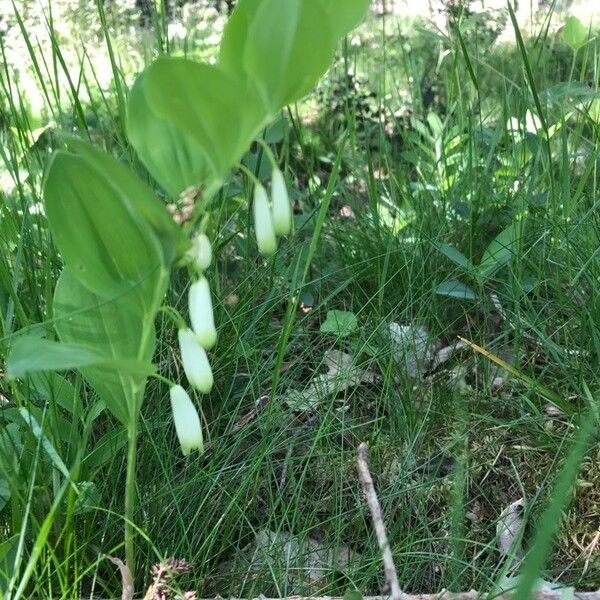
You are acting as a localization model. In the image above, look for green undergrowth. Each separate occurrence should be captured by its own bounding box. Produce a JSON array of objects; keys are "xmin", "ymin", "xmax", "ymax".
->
[{"xmin": 1, "ymin": 2, "xmax": 599, "ymax": 597}]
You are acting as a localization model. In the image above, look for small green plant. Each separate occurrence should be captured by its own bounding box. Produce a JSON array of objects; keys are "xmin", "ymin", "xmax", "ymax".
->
[
  {"xmin": 434, "ymin": 219, "xmax": 526, "ymax": 301},
  {"xmin": 4, "ymin": 0, "xmax": 369, "ymax": 585}
]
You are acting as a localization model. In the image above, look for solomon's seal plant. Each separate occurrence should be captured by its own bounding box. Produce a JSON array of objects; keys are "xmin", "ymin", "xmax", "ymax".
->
[{"xmin": 5, "ymin": 0, "xmax": 369, "ymax": 581}]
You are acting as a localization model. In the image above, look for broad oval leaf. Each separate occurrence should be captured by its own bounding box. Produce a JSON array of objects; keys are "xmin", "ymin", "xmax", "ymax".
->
[
  {"xmin": 433, "ymin": 242, "xmax": 472, "ymax": 271},
  {"xmin": 563, "ymin": 16, "xmax": 587, "ymax": 50},
  {"xmin": 18, "ymin": 407, "xmax": 72, "ymax": 481},
  {"xmin": 246, "ymin": 0, "xmax": 335, "ymax": 109},
  {"xmin": 6, "ymin": 337, "xmax": 105, "ymax": 379},
  {"xmin": 218, "ymin": 0, "xmax": 260, "ymax": 78},
  {"xmin": 436, "ymin": 279, "xmax": 477, "ymax": 301},
  {"xmin": 478, "ymin": 221, "xmax": 525, "ymax": 280},
  {"xmin": 44, "ymin": 151, "xmax": 163, "ymax": 297},
  {"xmin": 320, "ymin": 0, "xmax": 370, "ymax": 38},
  {"xmin": 63, "ymin": 138, "xmax": 188, "ymax": 263},
  {"xmin": 29, "ymin": 372, "xmax": 80, "ymax": 417},
  {"xmin": 7, "ymin": 336, "xmax": 155, "ymax": 382},
  {"xmin": 53, "ymin": 268, "xmax": 166, "ymax": 426},
  {"xmin": 127, "ymin": 72, "xmax": 215, "ymax": 198},
  {"xmin": 221, "ymin": 0, "xmax": 368, "ymax": 110},
  {"xmin": 140, "ymin": 57, "xmax": 267, "ymax": 190},
  {"xmin": 320, "ymin": 310, "xmax": 358, "ymax": 337},
  {"xmin": 222, "ymin": 0, "xmax": 336, "ymax": 111}
]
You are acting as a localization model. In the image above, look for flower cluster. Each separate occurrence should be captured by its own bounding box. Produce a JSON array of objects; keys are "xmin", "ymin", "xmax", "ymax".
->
[
  {"xmin": 253, "ymin": 168, "xmax": 292, "ymax": 255},
  {"xmin": 170, "ymin": 233, "xmax": 217, "ymax": 456}
]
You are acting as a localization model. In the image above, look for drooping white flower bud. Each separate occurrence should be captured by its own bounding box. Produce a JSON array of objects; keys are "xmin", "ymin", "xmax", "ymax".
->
[
  {"xmin": 178, "ymin": 328, "xmax": 214, "ymax": 393},
  {"xmin": 188, "ymin": 233, "xmax": 212, "ymax": 271},
  {"xmin": 253, "ymin": 184, "xmax": 277, "ymax": 255},
  {"xmin": 271, "ymin": 169, "xmax": 292, "ymax": 236},
  {"xmin": 188, "ymin": 277, "xmax": 217, "ymax": 350},
  {"xmin": 169, "ymin": 384, "xmax": 204, "ymax": 456}
]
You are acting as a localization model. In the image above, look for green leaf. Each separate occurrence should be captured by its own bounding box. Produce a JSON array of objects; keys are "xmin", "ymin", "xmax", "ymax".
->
[
  {"xmin": 563, "ymin": 16, "xmax": 587, "ymax": 50},
  {"xmin": 427, "ymin": 111, "xmax": 444, "ymax": 139},
  {"xmin": 43, "ymin": 144, "xmax": 169, "ymax": 426},
  {"xmin": 543, "ymin": 82, "xmax": 599, "ymax": 104},
  {"xmin": 343, "ymin": 590, "xmax": 364, "ymax": 600},
  {"xmin": 433, "ymin": 242, "xmax": 472, "ymax": 271},
  {"xmin": 6, "ymin": 337, "xmax": 105, "ymax": 379},
  {"xmin": 53, "ymin": 268, "xmax": 166, "ymax": 426},
  {"xmin": 44, "ymin": 151, "xmax": 164, "ymax": 298},
  {"xmin": 320, "ymin": 0, "xmax": 370, "ymax": 38},
  {"xmin": 0, "ymin": 478, "xmax": 8, "ymax": 511},
  {"xmin": 0, "ymin": 534, "xmax": 18, "ymax": 564},
  {"xmin": 589, "ymin": 99, "xmax": 600, "ymax": 124},
  {"xmin": 127, "ymin": 71, "xmax": 215, "ymax": 198},
  {"xmin": 263, "ymin": 115, "xmax": 288, "ymax": 144},
  {"xmin": 19, "ymin": 407, "xmax": 72, "ymax": 482},
  {"xmin": 478, "ymin": 221, "xmax": 525, "ymax": 280},
  {"xmin": 0, "ymin": 534, "xmax": 19, "ymax": 592},
  {"xmin": 248, "ymin": 0, "xmax": 335, "ymax": 109},
  {"xmin": 0, "ymin": 424, "xmax": 22, "ymax": 460},
  {"xmin": 82, "ymin": 428, "xmax": 128, "ymax": 471},
  {"xmin": 219, "ymin": 0, "xmax": 260, "ymax": 77},
  {"xmin": 28, "ymin": 372, "xmax": 80, "ymax": 417},
  {"xmin": 6, "ymin": 337, "xmax": 153, "ymax": 381},
  {"xmin": 436, "ymin": 279, "xmax": 477, "ymax": 300},
  {"xmin": 221, "ymin": 0, "xmax": 368, "ymax": 110},
  {"xmin": 320, "ymin": 310, "xmax": 358, "ymax": 337},
  {"xmin": 0, "ymin": 424, "xmax": 22, "ymax": 513},
  {"xmin": 141, "ymin": 57, "xmax": 267, "ymax": 185},
  {"xmin": 222, "ymin": 0, "xmax": 336, "ymax": 111},
  {"xmin": 63, "ymin": 138, "xmax": 187, "ymax": 263},
  {"xmin": 74, "ymin": 481, "xmax": 100, "ymax": 514}
]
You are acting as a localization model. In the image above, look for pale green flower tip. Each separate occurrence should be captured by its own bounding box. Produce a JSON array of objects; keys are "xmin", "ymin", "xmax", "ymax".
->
[
  {"xmin": 169, "ymin": 384, "xmax": 204, "ymax": 456},
  {"xmin": 188, "ymin": 233, "xmax": 212, "ymax": 271},
  {"xmin": 197, "ymin": 328, "xmax": 217, "ymax": 351},
  {"xmin": 188, "ymin": 277, "xmax": 217, "ymax": 350},
  {"xmin": 178, "ymin": 328, "xmax": 214, "ymax": 393},
  {"xmin": 253, "ymin": 184, "xmax": 277, "ymax": 255},
  {"xmin": 271, "ymin": 169, "xmax": 292, "ymax": 236}
]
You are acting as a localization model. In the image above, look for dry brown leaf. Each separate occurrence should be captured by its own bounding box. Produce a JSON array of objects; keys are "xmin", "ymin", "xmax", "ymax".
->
[
  {"xmin": 240, "ymin": 529, "xmax": 356, "ymax": 593},
  {"xmin": 106, "ymin": 555, "xmax": 134, "ymax": 600},
  {"xmin": 284, "ymin": 350, "xmax": 375, "ymax": 412},
  {"xmin": 496, "ymin": 498, "xmax": 525, "ymax": 560},
  {"xmin": 389, "ymin": 323, "xmax": 434, "ymax": 378}
]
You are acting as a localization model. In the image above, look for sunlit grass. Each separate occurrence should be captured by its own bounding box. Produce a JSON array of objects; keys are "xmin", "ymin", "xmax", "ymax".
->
[{"xmin": 0, "ymin": 1, "xmax": 599, "ymax": 598}]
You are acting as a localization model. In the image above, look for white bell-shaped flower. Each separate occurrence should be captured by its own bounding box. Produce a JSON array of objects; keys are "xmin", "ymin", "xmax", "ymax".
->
[
  {"xmin": 169, "ymin": 384, "xmax": 203, "ymax": 456},
  {"xmin": 253, "ymin": 184, "xmax": 277, "ymax": 255},
  {"xmin": 178, "ymin": 328, "xmax": 214, "ymax": 393},
  {"xmin": 188, "ymin": 233, "xmax": 212, "ymax": 271},
  {"xmin": 188, "ymin": 277, "xmax": 217, "ymax": 350},
  {"xmin": 271, "ymin": 169, "xmax": 292, "ymax": 236}
]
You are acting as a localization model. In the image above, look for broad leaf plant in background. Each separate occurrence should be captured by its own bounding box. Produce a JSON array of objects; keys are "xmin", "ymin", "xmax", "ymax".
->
[{"xmin": 4, "ymin": 0, "xmax": 370, "ymax": 581}]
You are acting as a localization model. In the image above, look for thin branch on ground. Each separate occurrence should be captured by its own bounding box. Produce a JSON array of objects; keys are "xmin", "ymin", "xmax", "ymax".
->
[{"xmin": 356, "ymin": 441, "xmax": 404, "ymax": 600}]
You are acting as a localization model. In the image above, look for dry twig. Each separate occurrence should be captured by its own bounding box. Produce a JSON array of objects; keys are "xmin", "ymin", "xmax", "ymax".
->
[
  {"xmin": 106, "ymin": 555, "xmax": 134, "ymax": 600},
  {"xmin": 356, "ymin": 442, "xmax": 404, "ymax": 600}
]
